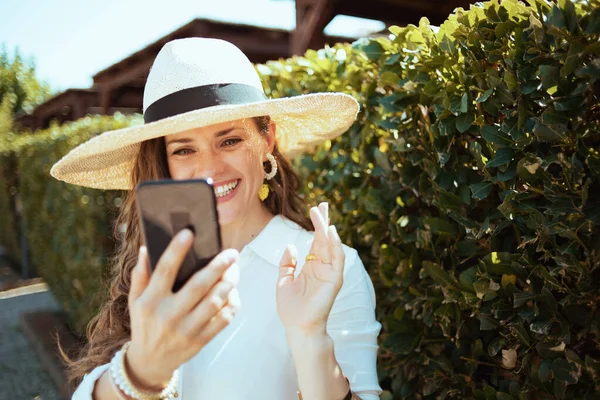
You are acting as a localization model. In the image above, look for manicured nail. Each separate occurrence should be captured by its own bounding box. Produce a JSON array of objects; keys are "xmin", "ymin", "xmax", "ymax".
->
[
  {"xmin": 223, "ymin": 248, "xmax": 240, "ymax": 263},
  {"xmin": 288, "ymin": 244, "xmax": 297, "ymax": 265},
  {"xmin": 178, "ymin": 229, "xmax": 192, "ymax": 243}
]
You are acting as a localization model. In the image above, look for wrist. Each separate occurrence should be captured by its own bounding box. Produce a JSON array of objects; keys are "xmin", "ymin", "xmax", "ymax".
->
[
  {"xmin": 125, "ymin": 346, "xmax": 174, "ymax": 392},
  {"xmin": 285, "ymin": 327, "xmax": 333, "ymax": 358}
]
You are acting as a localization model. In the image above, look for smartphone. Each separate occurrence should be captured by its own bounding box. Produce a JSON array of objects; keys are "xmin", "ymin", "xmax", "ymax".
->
[{"xmin": 136, "ymin": 178, "xmax": 222, "ymax": 292}]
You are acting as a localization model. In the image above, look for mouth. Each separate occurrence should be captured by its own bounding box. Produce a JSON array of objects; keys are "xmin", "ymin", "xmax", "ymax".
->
[{"xmin": 213, "ymin": 179, "xmax": 240, "ymax": 200}]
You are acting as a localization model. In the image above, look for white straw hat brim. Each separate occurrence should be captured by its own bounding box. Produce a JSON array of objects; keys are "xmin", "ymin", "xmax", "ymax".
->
[{"xmin": 50, "ymin": 92, "xmax": 359, "ymax": 190}]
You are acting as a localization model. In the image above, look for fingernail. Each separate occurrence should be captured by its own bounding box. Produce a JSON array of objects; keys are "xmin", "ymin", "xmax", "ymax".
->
[
  {"xmin": 178, "ymin": 229, "xmax": 192, "ymax": 243},
  {"xmin": 223, "ymin": 249, "xmax": 240, "ymax": 263},
  {"xmin": 288, "ymin": 245, "xmax": 297, "ymax": 265}
]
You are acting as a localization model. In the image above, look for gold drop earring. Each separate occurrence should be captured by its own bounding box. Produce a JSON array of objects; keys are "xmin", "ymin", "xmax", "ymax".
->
[{"xmin": 259, "ymin": 152, "xmax": 278, "ymax": 201}]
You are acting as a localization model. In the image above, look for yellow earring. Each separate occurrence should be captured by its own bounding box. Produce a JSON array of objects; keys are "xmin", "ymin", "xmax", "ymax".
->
[
  {"xmin": 259, "ymin": 152, "xmax": 277, "ymax": 201},
  {"xmin": 258, "ymin": 183, "xmax": 269, "ymax": 201}
]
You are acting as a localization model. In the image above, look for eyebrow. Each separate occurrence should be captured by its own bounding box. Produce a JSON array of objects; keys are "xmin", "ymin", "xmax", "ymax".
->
[{"xmin": 165, "ymin": 127, "xmax": 241, "ymax": 146}]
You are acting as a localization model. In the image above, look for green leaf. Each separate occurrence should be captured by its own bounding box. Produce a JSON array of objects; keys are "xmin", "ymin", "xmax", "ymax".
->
[
  {"xmin": 478, "ymin": 314, "xmax": 500, "ymax": 330},
  {"xmin": 561, "ymin": 41, "xmax": 585, "ymax": 77},
  {"xmin": 533, "ymin": 122, "xmax": 565, "ymax": 142},
  {"xmin": 440, "ymin": 35, "xmax": 455, "ymax": 55},
  {"xmin": 552, "ymin": 359, "xmax": 578, "ymax": 384},
  {"xmin": 486, "ymin": 148, "xmax": 515, "ymax": 168},
  {"xmin": 512, "ymin": 324, "xmax": 530, "ymax": 346},
  {"xmin": 547, "ymin": 5, "xmax": 566, "ymax": 29},
  {"xmin": 459, "ymin": 267, "xmax": 478, "ymax": 291},
  {"xmin": 423, "ymin": 261, "xmax": 455, "ymax": 287},
  {"xmin": 477, "ymin": 88, "xmax": 494, "ymax": 103},
  {"xmin": 456, "ymin": 112, "xmax": 474, "ymax": 133},
  {"xmin": 504, "ymin": 70, "xmax": 517, "ymax": 91},
  {"xmin": 357, "ymin": 40, "xmax": 385, "ymax": 61},
  {"xmin": 383, "ymin": 332, "xmax": 421, "ymax": 355},
  {"xmin": 539, "ymin": 360, "xmax": 553, "ymax": 382},
  {"xmin": 481, "ymin": 125, "xmax": 513, "ymax": 147},
  {"xmin": 554, "ymin": 96, "xmax": 583, "ymax": 111},
  {"xmin": 470, "ymin": 181, "xmax": 494, "ymax": 200},
  {"xmin": 514, "ymin": 292, "xmax": 534, "ymax": 307},
  {"xmin": 460, "ymin": 92, "xmax": 469, "ymax": 113},
  {"xmin": 539, "ymin": 65, "xmax": 561, "ymax": 91},
  {"xmin": 379, "ymin": 71, "xmax": 400, "ymax": 86},
  {"xmin": 423, "ymin": 217, "xmax": 458, "ymax": 236}
]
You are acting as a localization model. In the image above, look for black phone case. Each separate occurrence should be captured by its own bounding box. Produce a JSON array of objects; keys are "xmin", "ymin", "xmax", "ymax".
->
[{"xmin": 136, "ymin": 179, "xmax": 222, "ymax": 292}]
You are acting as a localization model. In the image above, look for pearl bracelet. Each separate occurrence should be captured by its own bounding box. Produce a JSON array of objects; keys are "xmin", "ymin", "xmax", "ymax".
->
[{"xmin": 109, "ymin": 341, "xmax": 179, "ymax": 400}]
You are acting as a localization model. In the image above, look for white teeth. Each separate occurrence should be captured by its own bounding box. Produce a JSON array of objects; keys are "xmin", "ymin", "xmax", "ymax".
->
[{"xmin": 214, "ymin": 180, "xmax": 239, "ymax": 198}]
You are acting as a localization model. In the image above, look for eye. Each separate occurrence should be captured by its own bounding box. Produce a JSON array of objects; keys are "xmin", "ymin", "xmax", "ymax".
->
[
  {"xmin": 172, "ymin": 148, "xmax": 194, "ymax": 156},
  {"xmin": 222, "ymin": 138, "xmax": 242, "ymax": 147}
]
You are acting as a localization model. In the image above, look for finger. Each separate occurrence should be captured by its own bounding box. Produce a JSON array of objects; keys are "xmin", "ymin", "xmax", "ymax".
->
[
  {"xmin": 310, "ymin": 206, "xmax": 328, "ymax": 237},
  {"xmin": 309, "ymin": 207, "xmax": 330, "ymax": 258},
  {"xmin": 318, "ymin": 202, "xmax": 329, "ymax": 226},
  {"xmin": 184, "ymin": 286, "xmax": 240, "ymax": 337},
  {"xmin": 174, "ymin": 249, "xmax": 239, "ymax": 312},
  {"xmin": 147, "ymin": 229, "xmax": 194, "ymax": 295},
  {"xmin": 129, "ymin": 246, "xmax": 150, "ymax": 305},
  {"xmin": 328, "ymin": 225, "xmax": 345, "ymax": 273},
  {"xmin": 278, "ymin": 244, "xmax": 297, "ymax": 284},
  {"xmin": 192, "ymin": 303, "xmax": 239, "ymax": 346}
]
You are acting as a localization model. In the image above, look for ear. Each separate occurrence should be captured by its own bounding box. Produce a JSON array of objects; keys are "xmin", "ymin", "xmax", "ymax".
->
[{"xmin": 265, "ymin": 120, "xmax": 276, "ymax": 154}]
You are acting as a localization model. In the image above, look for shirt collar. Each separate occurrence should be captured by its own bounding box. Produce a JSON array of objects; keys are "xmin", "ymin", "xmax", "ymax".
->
[{"xmin": 244, "ymin": 214, "xmax": 304, "ymax": 266}]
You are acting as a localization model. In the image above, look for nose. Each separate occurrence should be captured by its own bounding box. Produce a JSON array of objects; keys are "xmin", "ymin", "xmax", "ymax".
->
[{"xmin": 192, "ymin": 149, "xmax": 225, "ymax": 180}]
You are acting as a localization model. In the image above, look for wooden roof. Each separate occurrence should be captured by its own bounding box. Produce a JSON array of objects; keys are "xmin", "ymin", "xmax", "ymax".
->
[{"xmin": 16, "ymin": 18, "xmax": 352, "ymax": 131}]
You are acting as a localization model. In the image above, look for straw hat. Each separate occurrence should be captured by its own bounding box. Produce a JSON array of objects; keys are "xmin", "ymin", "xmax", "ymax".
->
[{"xmin": 50, "ymin": 37, "xmax": 359, "ymax": 190}]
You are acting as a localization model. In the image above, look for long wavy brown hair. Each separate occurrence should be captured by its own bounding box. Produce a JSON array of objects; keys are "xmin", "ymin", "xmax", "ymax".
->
[{"xmin": 62, "ymin": 116, "xmax": 311, "ymax": 387}]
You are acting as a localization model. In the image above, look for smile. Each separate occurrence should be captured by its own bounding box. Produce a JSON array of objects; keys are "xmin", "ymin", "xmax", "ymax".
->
[{"xmin": 214, "ymin": 180, "xmax": 240, "ymax": 198}]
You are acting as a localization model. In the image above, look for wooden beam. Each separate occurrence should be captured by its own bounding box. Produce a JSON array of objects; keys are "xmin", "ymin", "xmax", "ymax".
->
[
  {"xmin": 291, "ymin": 0, "xmax": 335, "ymax": 55},
  {"xmin": 334, "ymin": 0, "xmax": 473, "ymax": 26}
]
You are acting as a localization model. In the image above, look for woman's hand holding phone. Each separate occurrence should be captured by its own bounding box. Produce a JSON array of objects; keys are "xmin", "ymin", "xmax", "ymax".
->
[{"xmin": 124, "ymin": 229, "xmax": 240, "ymax": 391}]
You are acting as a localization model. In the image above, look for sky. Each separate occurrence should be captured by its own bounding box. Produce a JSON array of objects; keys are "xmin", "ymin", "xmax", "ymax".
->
[{"xmin": 0, "ymin": 0, "xmax": 385, "ymax": 92}]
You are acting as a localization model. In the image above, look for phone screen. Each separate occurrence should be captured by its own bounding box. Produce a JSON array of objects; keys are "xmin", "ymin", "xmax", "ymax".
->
[{"xmin": 136, "ymin": 179, "xmax": 222, "ymax": 291}]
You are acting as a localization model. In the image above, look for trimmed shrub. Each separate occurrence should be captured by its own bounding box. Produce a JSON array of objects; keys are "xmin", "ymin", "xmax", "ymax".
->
[
  {"xmin": 260, "ymin": 0, "xmax": 600, "ymax": 398},
  {"xmin": 0, "ymin": 49, "xmax": 51, "ymax": 266},
  {"xmin": 0, "ymin": 152, "xmax": 21, "ymax": 264},
  {"xmin": 2, "ymin": 115, "xmax": 138, "ymax": 333}
]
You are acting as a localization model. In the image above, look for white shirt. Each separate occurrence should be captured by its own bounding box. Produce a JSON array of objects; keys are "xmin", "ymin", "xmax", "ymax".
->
[{"xmin": 72, "ymin": 215, "xmax": 382, "ymax": 399}]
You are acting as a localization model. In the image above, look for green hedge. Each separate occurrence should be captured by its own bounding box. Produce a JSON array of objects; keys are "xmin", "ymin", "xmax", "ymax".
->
[
  {"xmin": 0, "ymin": 152, "xmax": 21, "ymax": 265},
  {"xmin": 0, "ymin": 115, "xmax": 138, "ymax": 333},
  {"xmin": 260, "ymin": 0, "xmax": 600, "ymax": 398},
  {"xmin": 0, "ymin": 49, "xmax": 51, "ymax": 267}
]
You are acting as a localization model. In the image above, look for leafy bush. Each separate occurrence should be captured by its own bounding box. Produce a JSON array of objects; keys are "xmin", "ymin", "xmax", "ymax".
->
[
  {"xmin": 0, "ymin": 48, "xmax": 51, "ymax": 266},
  {"xmin": 260, "ymin": 0, "xmax": 600, "ymax": 398},
  {"xmin": 1, "ymin": 115, "xmax": 137, "ymax": 333}
]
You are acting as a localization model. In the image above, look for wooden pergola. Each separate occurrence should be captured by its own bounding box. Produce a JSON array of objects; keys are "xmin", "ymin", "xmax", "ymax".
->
[
  {"xmin": 16, "ymin": 18, "xmax": 351, "ymax": 131},
  {"xmin": 291, "ymin": 0, "xmax": 474, "ymax": 54},
  {"xmin": 18, "ymin": 0, "xmax": 475, "ymax": 131}
]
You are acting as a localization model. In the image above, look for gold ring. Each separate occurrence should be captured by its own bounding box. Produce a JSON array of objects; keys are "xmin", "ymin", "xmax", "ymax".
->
[{"xmin": 305, "ymin": 254, "xmax": 322, "ymax": 262}]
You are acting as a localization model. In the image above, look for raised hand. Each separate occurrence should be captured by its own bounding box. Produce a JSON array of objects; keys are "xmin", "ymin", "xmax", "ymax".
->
[
  {"xmin": 276, "ymin": 202, "xmax": 345, "ymax": 335},
  {"xmin": 125, "ymin": 230, "xmax": 241, "ymax": 390}
]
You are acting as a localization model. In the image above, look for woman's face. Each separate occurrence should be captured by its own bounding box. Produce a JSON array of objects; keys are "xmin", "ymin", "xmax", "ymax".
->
[{"xmin": 165, "ymin": 118, "xmax": 274, "ymax": 225}]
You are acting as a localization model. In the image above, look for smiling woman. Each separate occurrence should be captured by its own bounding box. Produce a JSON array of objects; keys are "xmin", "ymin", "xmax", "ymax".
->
[{"xmin": 50, "ymin": 38, "xmax": 381, "ymax": 400}]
